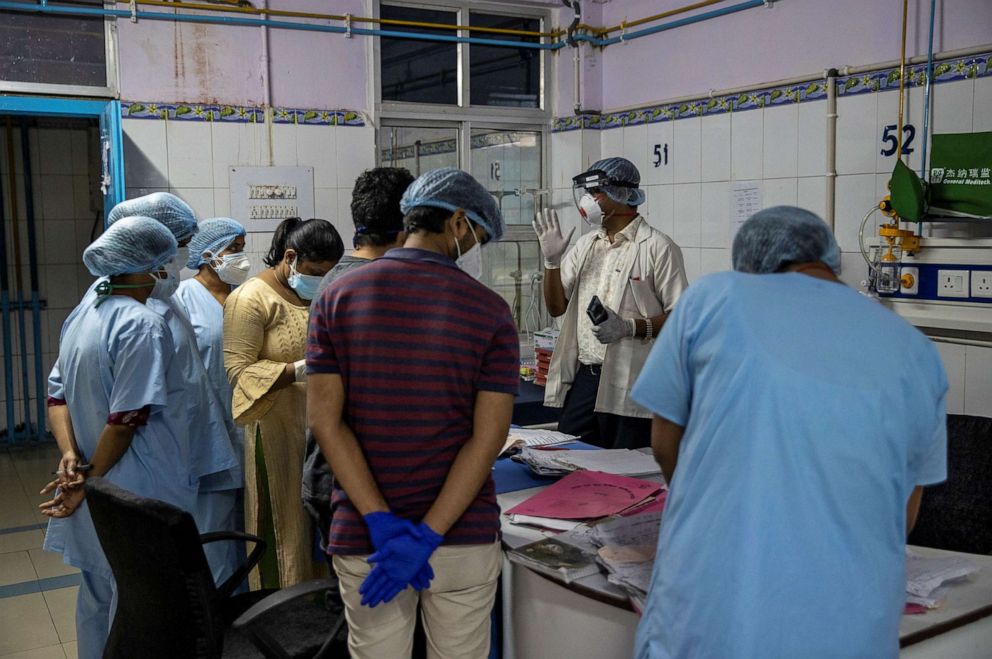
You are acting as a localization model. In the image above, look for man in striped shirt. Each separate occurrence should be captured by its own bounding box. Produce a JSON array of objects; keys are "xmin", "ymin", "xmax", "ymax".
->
[{"xmin": 307, "ymin": 168, "xmax": 518, "ymax": 659}]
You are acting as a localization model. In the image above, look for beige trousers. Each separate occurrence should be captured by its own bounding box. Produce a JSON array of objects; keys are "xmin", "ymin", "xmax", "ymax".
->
[{"xmin": 332, "ymin": 542, "xmax": 502, "ymax": 659}]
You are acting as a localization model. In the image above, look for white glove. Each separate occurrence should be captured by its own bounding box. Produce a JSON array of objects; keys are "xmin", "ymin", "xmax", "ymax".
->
[
  {"xmin": 293, "ymin": 359, "xmax": 307, "ymax": 383},
  {"xmin": 532, "ymin": 208, "xmax": 576, "ymax": 269},
  {"xmin": 590, "ymin": 306, "xmax": 635, "ymax": 344}
]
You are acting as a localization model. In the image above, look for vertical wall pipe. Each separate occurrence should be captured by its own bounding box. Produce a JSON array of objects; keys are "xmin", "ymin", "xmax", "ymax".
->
[
  {"xmin": 917, "ymin": 0, "xmax": 937, "ymax": 238},
  {"xmin": 0, "ymin": 147, "xmax": 15, "ymax": 442},
  {"xmin": 896, "ymin": 0, "xmax": 909, "ymax": 161},
  {"xmin": 825, "ymin": 69, "xmax": 838, "ymax": 231},
  {"xmin": 4, "ymin": 119, "xmax": 31, "ymax": 440},
  {"xmin": 20, "ymin": 120, "xmax": 45, "ymax": 439}
]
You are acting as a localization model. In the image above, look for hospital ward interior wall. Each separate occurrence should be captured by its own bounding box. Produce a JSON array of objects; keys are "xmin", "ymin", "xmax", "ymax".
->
[
  {"xmin": 117, "ymin": 0, "xmax": 570, "ymax": 314},
  {"xmin": 546, "ymin": 0, "xmax": 992, "ymax": 417},
  {"xmin": 116, "ymin": 0, "xmax": 374, "ymax": 274},
  {"xmin": 0, "ymin": 121, "xmax": 102, "ymax": 430}
]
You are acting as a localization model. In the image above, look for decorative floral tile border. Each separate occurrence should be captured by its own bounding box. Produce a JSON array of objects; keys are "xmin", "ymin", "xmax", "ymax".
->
[
  {"xmin": 553, "ymin": 52, "xmax": 991, "ymax": 132},
  {"xmin": 122, "ymin": 101, "xmax": 365, "ymax": 126}
]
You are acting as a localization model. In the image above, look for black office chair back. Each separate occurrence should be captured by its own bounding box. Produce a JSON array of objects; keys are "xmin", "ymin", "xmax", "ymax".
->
[
  {"xmin": 909, "ymin": 414, "xmax": 992, "ymax": 555},
  {"xmin": 85, "ymin": 478, "xmax": 225, "ymax": 658}
]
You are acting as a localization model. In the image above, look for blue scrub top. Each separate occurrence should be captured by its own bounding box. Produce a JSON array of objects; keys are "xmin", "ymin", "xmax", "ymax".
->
[
  {"xmin": 44, "ymin": 296, "xmax": 198, "ymax": 579},
  {"xmin": 174, "ymin": 278, "xmax": 245, "ymax": 484},
  {"xmin": 50, "ymin": 280, "xmax": 241, "ymax": 491},
  {"xmin": 147, "ymin": 294, "xmax": 242, "ymax": 491},
  {"xmin": 631, "ymin": 272, "xmax": 947, "ymax": 659}
]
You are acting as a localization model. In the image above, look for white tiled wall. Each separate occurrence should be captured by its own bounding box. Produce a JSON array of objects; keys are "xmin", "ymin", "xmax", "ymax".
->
[
  {"xmin": 567, "ymin": 74, "xmax": 990, "ymax": 412},
  {"xmin": 0, "ymin": 124, "xmax": 101, "ymax": 431},
  {"xmin": 123, "ymin": 118, "xmax": 376, "ymax": 273}
]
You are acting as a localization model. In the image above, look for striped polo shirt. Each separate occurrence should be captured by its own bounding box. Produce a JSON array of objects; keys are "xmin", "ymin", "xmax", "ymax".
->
[{"xmin": 307, "ymin": 247, "xmax": 520, "ymax": 555}]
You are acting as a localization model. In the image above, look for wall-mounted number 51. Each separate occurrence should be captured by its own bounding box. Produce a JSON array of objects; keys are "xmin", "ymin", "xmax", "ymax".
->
[
  {"xmin": 653, "ymin": 144, "xmax": 669, "ymax": 167},
  {"xmin": 880, "ymin": 124, "xmax": 915, "ymax": 157}
]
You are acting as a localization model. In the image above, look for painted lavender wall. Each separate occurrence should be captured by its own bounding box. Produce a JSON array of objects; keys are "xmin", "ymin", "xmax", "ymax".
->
[
  {"xmin": 598, "ymin": 0, "xmax": 992, "ymax": 109},
  {"xmin": 117, "ymin": 0, "xmax": 368, "ymax": 109}
]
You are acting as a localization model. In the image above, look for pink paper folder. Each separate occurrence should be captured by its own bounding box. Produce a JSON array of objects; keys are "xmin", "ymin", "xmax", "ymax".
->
[{"xmin": 505, "ymin": 470, "xmax": 662, "ymax": 520}]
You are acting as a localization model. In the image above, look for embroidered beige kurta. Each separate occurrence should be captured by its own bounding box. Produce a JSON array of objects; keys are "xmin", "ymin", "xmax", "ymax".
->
[{"xmin": 224, "ymin": 277, "xmax": 315, "ymax": 589}]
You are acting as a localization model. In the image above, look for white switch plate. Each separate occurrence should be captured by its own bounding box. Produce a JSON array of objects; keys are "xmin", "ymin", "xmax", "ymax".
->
[
  {"xmin": 972, "ymin": 271, "xmax": 992, "ymax": 298},
  {"xmin": 937, "ymin": 269, "xmax": 970, "ymax": 298}
]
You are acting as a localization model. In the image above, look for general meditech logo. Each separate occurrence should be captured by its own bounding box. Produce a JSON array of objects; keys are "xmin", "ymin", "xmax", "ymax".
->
[{"xmin": 931, "ymin": 168, "xmax": 945, "ymax": 183}]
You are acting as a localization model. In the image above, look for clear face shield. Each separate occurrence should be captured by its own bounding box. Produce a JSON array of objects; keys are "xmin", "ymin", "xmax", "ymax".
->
[{"xmin": 571, "ymin": 169, "xmax": 609, "ymax": 212}]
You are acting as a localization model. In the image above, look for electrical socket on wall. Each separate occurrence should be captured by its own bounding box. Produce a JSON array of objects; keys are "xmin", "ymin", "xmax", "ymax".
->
[
  {"xmin": 937, "ymin": 270, "xmax": 970, "ymax": 298},
  {"xmin": 972, "ymin": 271, "xmax": 992, "ymax": 299}
]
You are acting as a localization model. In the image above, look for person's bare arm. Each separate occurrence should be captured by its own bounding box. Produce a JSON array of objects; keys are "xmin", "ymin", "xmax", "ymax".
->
[
  {"xmin": 308, "ymin": 373, "xmax": 388, "ymax": 515},
  {"xmin": 47, "ymin": 404, "xmax": 84, "ymax": 488},
  {"xmin": 543, "ymin": 267, "xmax": 568, "ymax": 317},
  {"xmin": 906, "ymin": 485, "xmax": 924, "ymax": 535},
  {"xmin": 40, "ymin": 423, "xmax": 137, "ymax": 518},
  {"xmin": 651, "ymin": 415, "xmax": 685, "ymax": 484},
  {"xmin": 422, "ymin": 391, "xmax": 514, "ymax": 535},
  {"xmin": 633, "ymin": 312, "xmax": 669, "ymax": 338}
]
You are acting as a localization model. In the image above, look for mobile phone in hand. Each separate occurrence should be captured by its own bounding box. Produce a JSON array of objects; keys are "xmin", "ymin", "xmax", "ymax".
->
[{"xmin": 586, "ymin": 295, "xmax": 609, "ymax": 325}]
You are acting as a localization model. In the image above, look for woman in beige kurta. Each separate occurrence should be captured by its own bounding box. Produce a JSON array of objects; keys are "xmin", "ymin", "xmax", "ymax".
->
[{"xmin": 223, "ymin": 217, "xmax": 342, "ymax": 589}]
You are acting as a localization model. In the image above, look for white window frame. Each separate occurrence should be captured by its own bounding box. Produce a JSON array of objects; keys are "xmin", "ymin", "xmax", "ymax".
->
[
  {"xmin": 0, "ymin": 12, "xmax": 119, "ymax": 98},
  {"xmin": 371, "ymin": 0, "xmax": 553, "ymax": 241}
]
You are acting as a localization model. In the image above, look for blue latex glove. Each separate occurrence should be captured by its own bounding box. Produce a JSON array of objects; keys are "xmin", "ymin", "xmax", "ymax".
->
[
  {"xmin": 363, "ymin": 511, "xmax": 417, "ymax": 550},
  {"xmin": 360, "ymin": 522, "xmax": 444, "ymax": 606},
  {"xmin": 360, "ymin": 562, "xmax": 434, "ymax": 608}
]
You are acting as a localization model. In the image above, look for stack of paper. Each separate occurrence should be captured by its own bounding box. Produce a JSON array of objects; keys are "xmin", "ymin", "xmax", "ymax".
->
[
  {"xmin": 513, "ymin": 447, "xmax": 662, "ymax": 477},
  {"xmin": 589, "ymin": 512, "xmax": 663, "ymax": 604},
  {"xmin": 504, "ymin": 470, "xmax": 663, "ymax": 531},
  {"xmin": 905, "ymin": 552, "xmax": 981, "ymax": 610},
  {"xmin": 500, "ymin": 428, "xmax": 578, "ymax": 457}
]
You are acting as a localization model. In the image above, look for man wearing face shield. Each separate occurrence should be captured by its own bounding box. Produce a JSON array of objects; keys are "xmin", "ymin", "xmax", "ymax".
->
[
  {"xmin": 307, "ymin": 168, "xmax": 518, "ymax": 658},
  {"xmin": 534, "ymin": 157, "xmax": 688, "ymax": 450}
]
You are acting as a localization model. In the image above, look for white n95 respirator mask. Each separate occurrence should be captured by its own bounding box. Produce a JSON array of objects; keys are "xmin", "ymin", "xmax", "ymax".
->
[
  {"xmin": 211, "ymin": 252, "xmax": 251, "ymax": 286},
  {"xmin": 578, "ymin": 193, "xmax": 604, "ymax": 226}
]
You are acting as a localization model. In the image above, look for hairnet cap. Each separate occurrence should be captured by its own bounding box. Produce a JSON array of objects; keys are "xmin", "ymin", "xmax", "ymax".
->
[
  {"xmin": 186, "ymin": 217, "xmax": 246, "ymax": 268},
  {"xmin": 83, "ymin": 216, "xmax": 178, "ymax": 277},
  {"xmin": 732, "ymin": 206, "xmax": 841, "ymax": 274},
  {"xmin": 587, "ymin": 157, "xmax": 646, "ymax": 206},
  {"xmin": 400, "ymin": 168, "xmax": 505, "ymax": 242},
  {"xmin": 107, "ymin": 192, "xmax": 199, "ymax": 242}
]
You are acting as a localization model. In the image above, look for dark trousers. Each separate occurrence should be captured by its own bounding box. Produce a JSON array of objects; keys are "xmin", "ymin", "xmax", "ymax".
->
[{"xmin": 557, "ymin": 364, "xmax": 652, "ymax": 450}]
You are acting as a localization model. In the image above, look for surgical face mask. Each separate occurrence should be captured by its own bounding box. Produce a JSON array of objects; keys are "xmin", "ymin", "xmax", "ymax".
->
[
  {"xmin": 288, "ymin": 258, "xmax": 323, "ymax": 300},
  {"xmin": 578, "ymin": 193, "xmax": 604, "ymax": 226},
  {"xmin": 210, "ymin": 252, "xmax": 251, "ymax": 286},
  {"xmin": 150, "ymin": 268, "xmax": 179, "ymax": 300},
  {"xmin": 454, "ymin": 226, "xmax": 483, "ymax": 280}
]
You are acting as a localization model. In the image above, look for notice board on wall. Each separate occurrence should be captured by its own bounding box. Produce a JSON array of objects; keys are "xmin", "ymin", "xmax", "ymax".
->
[{"xmin": 230, "ymin": 166, "xmax": 315, "ymax": 232}]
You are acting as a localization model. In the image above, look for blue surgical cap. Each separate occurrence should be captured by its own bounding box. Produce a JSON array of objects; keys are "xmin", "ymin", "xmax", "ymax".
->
[
  {"xmin": 186, "ymin": 217, "xmax": 246, "ymax": 269},
  {"xmin": 400, "ymin": 168, "xmax": 504, "ymax": 242},
  {"xmin": 83, "ymin": 216, "xmax": 178, "ymax": 277},
  {"xmin": 587, "ymin": 157, "xmax": 646, "ymax": 206},
  {"xmin": 732, "ymin": 206, "xmax": 841, "ymax": 274},
  {"xmin": 107, "ymin": 192, "xmax": 198, "ymax": 242}
]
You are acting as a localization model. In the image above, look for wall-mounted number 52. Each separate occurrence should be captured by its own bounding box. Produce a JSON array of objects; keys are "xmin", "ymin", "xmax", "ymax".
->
[
  {"xmin": 880, "ymin": 124, "xmax": 915, "ymax": 157},
  {"xmin": 653, "ymin": 144, "xmax": 669, "ymax": 167}
]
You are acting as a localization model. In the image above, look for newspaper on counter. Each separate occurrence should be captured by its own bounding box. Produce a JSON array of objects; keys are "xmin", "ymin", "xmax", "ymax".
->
[
  {"xmin": 513, "ymin": 447, "xmax": 663, "ymax": 477},
  {"xmin": 500, "ymin": 428, "xmax": 578, "ymax": 458},
  {"xmin": 906, "ymin": 551, "xmax": 981, "ymax": 598}
]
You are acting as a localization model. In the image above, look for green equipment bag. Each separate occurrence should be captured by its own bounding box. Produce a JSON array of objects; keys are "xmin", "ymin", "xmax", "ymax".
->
[
  {"xmin": 928, "ymin": 131, "xmax": 992, "ymax": 218},
  {"xmin": 889, "ymin": 159, "xmax": 928, "ymax": 222}
]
